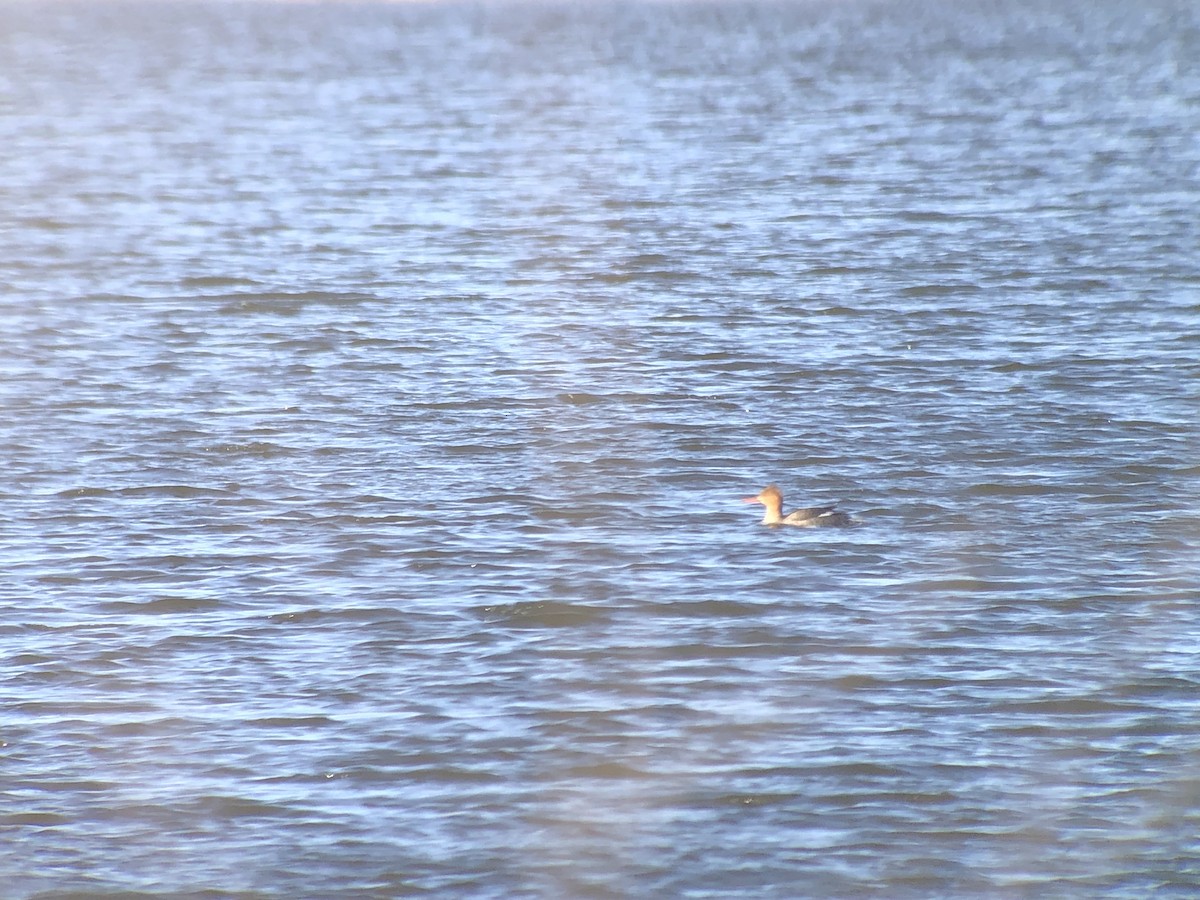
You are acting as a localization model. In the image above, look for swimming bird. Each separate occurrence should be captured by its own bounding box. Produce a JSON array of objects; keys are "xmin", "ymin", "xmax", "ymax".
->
[{"xmin": 742, "ymin": 484, "xmax": 856, "ymax": 527}]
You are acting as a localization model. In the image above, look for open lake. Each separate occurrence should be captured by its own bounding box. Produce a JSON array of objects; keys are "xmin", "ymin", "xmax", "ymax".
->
[{"xmin": 2, "ymin": 0, "xmax": 1199, "ymax": 895}]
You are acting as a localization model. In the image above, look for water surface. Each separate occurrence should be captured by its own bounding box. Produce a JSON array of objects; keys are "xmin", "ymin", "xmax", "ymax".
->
[{"xmin": 2, "ymin": 0, "xmax": 1199, "ymax": 895}]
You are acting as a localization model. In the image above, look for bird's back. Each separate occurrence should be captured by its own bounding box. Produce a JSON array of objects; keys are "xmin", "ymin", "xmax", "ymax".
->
[{"xmin": 783, "ymin": 506, "xmax": 855, "ymax": 527}]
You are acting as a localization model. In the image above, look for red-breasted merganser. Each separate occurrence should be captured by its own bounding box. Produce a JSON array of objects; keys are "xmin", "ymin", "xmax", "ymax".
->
[{"xmin": 742, "ymin": 484, "xmax": 856, "ymax": 527}]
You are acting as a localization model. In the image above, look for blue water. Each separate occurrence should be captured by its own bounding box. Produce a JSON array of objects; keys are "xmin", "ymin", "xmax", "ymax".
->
[{"xmin": 2, "ymin": 0, "xmax": 1199, "ymax": 895}]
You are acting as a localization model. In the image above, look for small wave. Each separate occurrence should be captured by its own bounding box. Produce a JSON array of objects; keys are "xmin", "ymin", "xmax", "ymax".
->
[
  {"xmin": 900, "ymin": 283, "xmax": 982, "ymax": 297},
  {"xmin": 55, "ymin": 484, "xmax": 233, "ymax": 499},
  {"xmin": 653, "ymin": 598, "xmax": 769, "ymax": 618},
  {"xmin": 122, "ymin": 484, "xmax": 236, "ymax": 499},
  {"xmin": 214, "ymin": 291, "xmax": 377, "ymax": 314},
  {"xmin": 54, "ymin": 486, "xmax": 116, "ymax": 498},
  {"xmin": 473, "ymin": 600, "xmax": 610, "ymax": 628},
  {"xmin": 246, "ymin": 715, "xmax": 338, "ymax": 728},
  {"xmin": 178, "ymin": 275, "xmax": 263, "ymax": 289},
  {"xmin": 560, "ymin": 760, "xmax": 654, "ymax": 780},
  {"xmin": 205, "ymin": 441, "xmax": 295, "ymax": 457},
  {"xmin": 99, "ymin": 595, "xmax": 222, "ymax": 615}
]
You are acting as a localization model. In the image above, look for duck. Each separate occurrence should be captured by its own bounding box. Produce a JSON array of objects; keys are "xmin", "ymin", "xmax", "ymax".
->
[{"xmin": 742, "ymin": 484, "xmax": 856, "ymax": 527}]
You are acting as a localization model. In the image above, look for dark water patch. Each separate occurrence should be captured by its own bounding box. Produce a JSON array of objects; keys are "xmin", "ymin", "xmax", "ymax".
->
[
  {"xmin": 473, "ymin": 600, "xmax": 612, "ymax": 629},
  {"xmin": 178, "ymin": 275, "xmax": 265, "ymax": 290},
  {"xmin": 99, "ymin": 484, "xmax": 237, "ymax": 499},
  {"xmin": 651, "ymin": 598, "xmax": 777, "ymax": 619},
  {"xmin": 187, "ymin": 795, "xmax": 304, "ymax": 821},
  {"xmin": 901, "ymin": 576, "xmax": 1043, "ymax": 594},
  {"xmin": 4, "ymin": 811, "xmax": 76, "ymax": 827},
  {"xmin": 54, "ymin": 486, "xmax": 119, "ymax": 499},
  {"xmin": 559, "ymin": 760, "xmax": 655, "ymax": 780},
  {"xmin": 201, "ymin": 441, "xmax": 295, "ymax": 458},
  {"xmin": 245, "ymin": 716, "xmax": 338, "ymax": 730},
  {"xmin": 899, "ymin": 283, "xmax": 983, "ymax": 297},
  {"xmin": 98, "ymin": 595, "xmax": 224, "ymax": 615},
  {"xmin": 998, "ymin": 696, "xmax": 1145, "ymax": 716},
  {"xmin": 214, "ymin": 292, "xmax": 377, "ymax": 315}
]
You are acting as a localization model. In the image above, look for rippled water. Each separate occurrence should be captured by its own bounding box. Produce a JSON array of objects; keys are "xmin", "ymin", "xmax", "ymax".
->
[{"xmin": 3, "ymin": 0, "xmax": 1200, "ymax": 895}]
